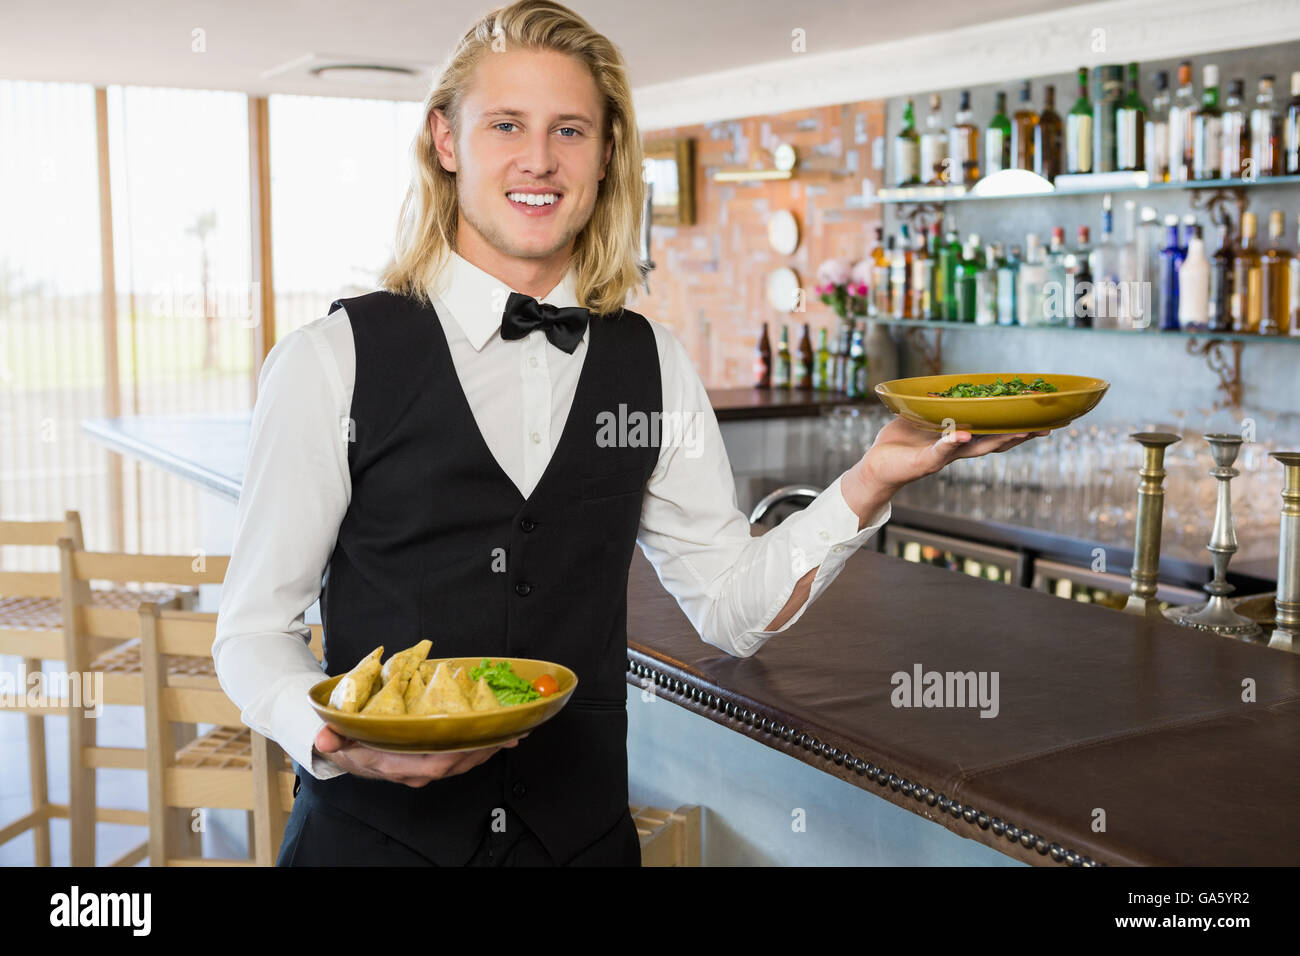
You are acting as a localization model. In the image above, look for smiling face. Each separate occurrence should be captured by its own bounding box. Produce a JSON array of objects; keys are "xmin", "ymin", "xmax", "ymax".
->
[{"xmin": 431, "ymin": 47, "xmax": 613, "ymax": 286}]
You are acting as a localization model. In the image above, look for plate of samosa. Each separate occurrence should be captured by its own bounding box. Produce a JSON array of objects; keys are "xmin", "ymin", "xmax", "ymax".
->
[{"xmin": 309, "ymin": 640, "xmax": 577, "ymax": 753}]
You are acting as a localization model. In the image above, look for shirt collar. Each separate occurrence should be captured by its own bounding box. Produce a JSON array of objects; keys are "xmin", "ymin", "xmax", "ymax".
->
[{"xmin": 429, "ymin": 249, "xmax": 583, "ymax": 352}]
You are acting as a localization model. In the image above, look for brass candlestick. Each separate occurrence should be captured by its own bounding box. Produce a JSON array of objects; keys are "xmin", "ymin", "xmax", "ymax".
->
[
  {"xmin": 1166, "ymin": 434, "xmax": 1263, "ymax": 639},
  {"xmin": 1270, "ymin": 452, "xmax": 1300, "ymax": 651},
  {"xmin": 1124, "ymin": 432, "xmax": 1181, "ymax": 618}
]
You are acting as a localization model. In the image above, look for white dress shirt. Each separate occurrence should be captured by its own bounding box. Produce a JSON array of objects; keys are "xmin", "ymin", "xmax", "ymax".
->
[{"xmin": 213, "ymin": 250, "xmax": 891, "ymax": 781}]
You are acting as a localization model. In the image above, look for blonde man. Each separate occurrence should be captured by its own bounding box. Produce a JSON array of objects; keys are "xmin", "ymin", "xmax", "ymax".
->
[{"xmin": 214, "ymin": 0, "xmax": 1043, "ymax": 866}]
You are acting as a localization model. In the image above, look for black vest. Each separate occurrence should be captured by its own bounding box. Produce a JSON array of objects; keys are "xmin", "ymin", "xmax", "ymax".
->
[{"xmin": 301, "ymin": 289, "xmax": 661, "ymax": 865}]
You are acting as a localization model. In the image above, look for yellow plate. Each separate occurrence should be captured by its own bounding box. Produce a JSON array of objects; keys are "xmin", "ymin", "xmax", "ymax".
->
[
  {"xmin": 309, "ymin": 657, "xmax": 577, "ymax": 753},
  {"xmin": 874, "ymin": 373, "xmax": 1109, "ymax": 434}
]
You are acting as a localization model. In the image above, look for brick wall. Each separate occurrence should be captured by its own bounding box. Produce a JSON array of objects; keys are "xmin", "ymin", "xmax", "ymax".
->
[{"xmin": 637, "ymin": 99, "xmax": 885, "ymax": 387}]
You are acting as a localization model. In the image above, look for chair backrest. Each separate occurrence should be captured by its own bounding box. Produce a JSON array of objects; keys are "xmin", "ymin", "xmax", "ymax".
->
[
  {"xmin": 0, "ymin": 512, "xmax": 85, "ymax": 660},
  {"xmin": 58, "ymin": 536, "xmax": 230, "ymax": 670},
  {"xmin": 138, "ymin": 605, "xmax": 241, "ymax": 727}
]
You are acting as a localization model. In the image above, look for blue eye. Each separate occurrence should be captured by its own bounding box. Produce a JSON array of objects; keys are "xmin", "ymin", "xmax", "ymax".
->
[
  {"xmin": 494, "ymin": 122, "xmax": 517, "ymax": 133},
  {"xmin": 558, "ymin": 127, "xmax": 580, "ymax": 137}
]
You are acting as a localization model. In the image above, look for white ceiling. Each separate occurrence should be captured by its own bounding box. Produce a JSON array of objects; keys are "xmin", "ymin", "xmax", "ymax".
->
[{"xmin": 1, "ymin": 0, "xmax": 1099, "ymax": 101}]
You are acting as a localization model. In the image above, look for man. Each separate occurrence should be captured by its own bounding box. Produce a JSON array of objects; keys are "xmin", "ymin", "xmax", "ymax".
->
[{"xmin": 213, "ymin": 0, "xmax": 1045, "ymax": 867}]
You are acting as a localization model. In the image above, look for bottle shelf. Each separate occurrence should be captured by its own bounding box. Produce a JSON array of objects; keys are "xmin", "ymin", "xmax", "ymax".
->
[
  {"xmin": 870, "ymin": 315, "xmax": 1300, "ymax": 343},
  {"xmin": 843, "ymin": 172, "xmax": 1300, "ymax": 207}
]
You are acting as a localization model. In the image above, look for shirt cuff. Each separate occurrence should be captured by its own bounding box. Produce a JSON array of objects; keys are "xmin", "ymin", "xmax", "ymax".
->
[
  {"xmin": 253, "ymin": 670, "xmax": 348, "ymax": 781},
  {"xmin": 784, "ymin": 472, "xmax": 892, "ymax": 577}
]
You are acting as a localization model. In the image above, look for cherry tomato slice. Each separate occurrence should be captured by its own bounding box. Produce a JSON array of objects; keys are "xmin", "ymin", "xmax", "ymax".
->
[{"xmin": 533, "ymin": 674, "xmax": 559, "ymax": 697}]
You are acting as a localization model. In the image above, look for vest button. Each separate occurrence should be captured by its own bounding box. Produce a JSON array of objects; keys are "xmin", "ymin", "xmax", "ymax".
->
[
  {"xmin": 512, "ymin": 781, "xmax": 527, "ymax": 798},
  {"xmin": 514, "ymin": 582, "xmax": 532, "ymax": 596},
  {"xmin": 520, "ymin": 517, "xmax": 536, "ymax": 532}
]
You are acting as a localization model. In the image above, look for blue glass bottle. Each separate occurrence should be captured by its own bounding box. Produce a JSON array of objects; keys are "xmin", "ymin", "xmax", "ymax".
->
[{"xmin": 1159, "ymin": 216, "xmax": 1185, "ymax": 330}]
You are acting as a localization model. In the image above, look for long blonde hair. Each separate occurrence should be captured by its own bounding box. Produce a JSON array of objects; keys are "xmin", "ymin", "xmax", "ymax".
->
[{"xmin": 379, "ymin": 0, "xmax": 645, "ymax": 318}]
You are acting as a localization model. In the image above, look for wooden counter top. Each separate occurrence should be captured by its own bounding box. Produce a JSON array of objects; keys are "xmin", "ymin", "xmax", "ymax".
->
[{"xmin": 705, "ymin": 386, "xmax": 863, "ymax": 421}]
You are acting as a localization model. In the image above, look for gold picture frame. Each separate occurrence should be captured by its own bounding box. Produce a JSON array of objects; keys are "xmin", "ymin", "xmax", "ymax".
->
[{"xmin": 642, "ymin": 138, "xmax": 696, "ymax": 226}]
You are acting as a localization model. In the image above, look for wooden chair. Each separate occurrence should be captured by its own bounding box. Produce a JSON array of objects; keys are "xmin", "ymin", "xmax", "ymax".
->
[
  {"xmin": 632, "ymin": 804, "xmax": 702, "ymax": 866},
  {"xmin": 139, "ymin": 603, "xmax": 315, "ymax": 865},
  {"xmin": 58, "ymin": 536, "xmax": 229, "ymax": 866},
  {"xmin": 0, "ymin": 511, "xmax": 186, "ymax": 864}
]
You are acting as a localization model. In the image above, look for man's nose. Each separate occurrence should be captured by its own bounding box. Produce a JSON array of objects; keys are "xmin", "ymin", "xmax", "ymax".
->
[{"xmin": 516, "ymin": 129, "xmax": 558, "ymax": 176}]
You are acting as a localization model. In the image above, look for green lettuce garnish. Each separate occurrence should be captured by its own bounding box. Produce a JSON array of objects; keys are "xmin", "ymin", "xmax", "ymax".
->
[{"xmin": 469, "ymin": 659, "xmax": 541, "ymax": 706}]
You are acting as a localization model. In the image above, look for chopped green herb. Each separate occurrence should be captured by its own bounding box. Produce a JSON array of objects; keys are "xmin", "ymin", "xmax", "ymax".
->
[
  {"xmin": 927, "ymin": 376, "xmax": 1059, "ymax": 398},
  {"xmin": 469, "ymin": 658, "xmax": 541, "ymax": 706}
]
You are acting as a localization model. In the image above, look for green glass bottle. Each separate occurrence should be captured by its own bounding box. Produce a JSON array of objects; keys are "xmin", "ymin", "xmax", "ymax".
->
[
  {"xmin": 1067, "ymin": 66, "xmax": 1093, "ymax": 173},
  {"xmin": 845, "ymin": 322, "xmax": 867, "ymax": 398},
  {"xmin": 956, "ymin": 235, "xmax": 982, "ymax": 322},
  {"xmin": 986, "ymin": 92, "xmax": 1012, "ymax": 175},
  {"xmin": 812, "ymin": 327, "xmax": 830, "ymax": 391},
  {"xmin": 1116, "ymin": 62, "xmax": 1146, "ymax": 171},
  {"xmin": 938, "ymin": 226, "xmax": 963, "ymax": 320}
]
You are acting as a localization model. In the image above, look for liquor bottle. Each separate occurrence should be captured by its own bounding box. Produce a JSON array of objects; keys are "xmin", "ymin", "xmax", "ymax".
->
[
  {"xmin": 773, "ymin": 324, "xmax": 792, "ymax": 388},
  {"xmin": 955, "ymin": 235, "xmax": 982, "ymax": 322},
  {"xmin": 846, "ymin": 322, "xmax": 867, "ymax": 398},
  {"xmin": 939, "ymin": 226, "xmax": 963, "ymax": 320},
  {"xmin": 1260, "ymin": 209, "xmax": 1288, "ymax": 335},
  {"xmin": 1159, "ymin": 216, "xmax": 1184, "ymax": 331},
  {"xmin": 1089, "ymin": 195, "xmax": 1121, "ymax": 328},
  {"xmin": 1287, "ymin": 72, "xmax": 1300, "ymax": 175},
  {"xmin": 812, "ymin": 327, "xmax": 830, "ymax": 391},
  {"xmin": 1018, "ymin": 233, "xmax": 1047, "ymax": 327},
  {"xmin": 1220, "ymin": 79, "xmax": 1249, "ymax": 181},
  {"xmin": 1011, "ymin": 81, "xmax": 1039, "ymax": 172},
  {"xmin": 891, "ymin": 224, "xmax": 914, "ymax": 318},
  {"xmin": 1192, "ymin": 64, "xmax": 1222, "ymax": 180},
  {"xmin": 754, "ymin": 322, "xmax": 772, "ymax": 387},
  {"xmin": 895, "ymin": 99, "xmax": 921, "ymax": 186},
  {"xmin": 1208, "ymin": 224, "xmax": 1234, "ymax": 333},
  {"xmin": 986, "ymin": 92, "xmax": 1012, "ymax": 176},
  {"xmin": 1232, "ymin": 211, "xmax": 1263, "ymax": 332},
  {"xmin": 1168, "ymin": 60, "xmax": 1197, "ymax": 182},
  {"xmin": 1093, "ymin": 65, "xmax": 1124, "ymax": 174},
  {"xmin": 1179, "ymin": 224, "xmax": 1210, "ymax": 330},
  {"xmin": 1138, "ymin": 206, "xmax": 1164, "ymax": 325},
  {"xmin": 870, "ymin": 226, "xmax": 889, "ymax": 316},
  {"xmin": 1069, "ymin": 226, "xmax": 1094, "ymax": 327},
  {"xmin": 831, "ymin": 323, "xmax": 851, "ymax": 391},
  {"xmin": 795, "ymin": 322, "xmax": 814, "ymax": 389},
  {"xmin": 976, "ymin": 245, "xmax": 999, "ymax": 325},
  {"xmin": 997, "ymin": 244, "xmax": 1020, "ymax": 325},
  {"xmin": 877, "ymin": 235, "xmax": 896, "ymax": 316},
  {"xmin": 1043, "ymin": 227, "xmax": 1068, "ymax": 326},
  {"xmin": 1145, "ymin": 70, "xmax": 1171, "ymax": 182},
  {"xmin": 1066, "ymin": 68, "xmax": 1093, "ymax": 174},
  {"xmin": 1035, "ymin": 84, "xmax": 1063, "ymax": 181},
  {"xmin": 1250, "ymin": 75, "xmax": 1282, "ymax": 178},
  {"xmin": 921, "ymin": 93, "xmax": 949, "ymax": 184},
  {"xmin": 949, "ymin": 90, "xmax": 980, "ymax": 184},
  {"xmin": 922, "ymin": 221, "xmax": 941, "ymax": 319},
  {"xmin": 1291, "ymin": 213, "xmax": 1300, "ymax": 335},
  {"xmin": 909, "ymin": 225, "xmax": 929, "ymax": 319},
  {"xmin": 1118, "ymin": 201, "xmax": 1142, "ymax": 328},
  {"xmin": 1116, "ymin": 63, "xmax": 1146, "ymax": 172}
]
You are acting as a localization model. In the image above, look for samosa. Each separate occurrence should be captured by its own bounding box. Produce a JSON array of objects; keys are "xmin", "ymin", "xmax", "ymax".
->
[
  {"xmin": 470, "ymin": 676, "xmax": 502, "ymax": 712},
  {"xmin": 360, "ymin": 672, "xmax": 406, "ymax": 715},
  {"xmin": 327, "ymin": 646, "xmax": 383, "ymax": 713},
  {"xmin": 402, "ymin": 667, "xmax": 426, "ymax": 712},
  {"xmin": 451, "ymin": 665, "xmax": 473, "ymax": 700},
  {"xmin": 411, "ymin": 661, "xmax": 473, "ymax": 715},
  {"xmin": 381, "ymin": 639, "xmax": 432, "ymax": 691}
]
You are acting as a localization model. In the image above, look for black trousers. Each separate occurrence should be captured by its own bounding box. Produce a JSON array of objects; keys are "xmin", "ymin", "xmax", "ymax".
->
[{"xmin": 276, "ymin": 785, "xmax": 641, "ymax": 866}]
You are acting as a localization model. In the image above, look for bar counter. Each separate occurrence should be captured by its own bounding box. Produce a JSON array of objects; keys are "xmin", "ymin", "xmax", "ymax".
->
[
  {"xmin": 625, "ymin": 541, "xmax": 1300, "ymax": 866},
  {"xmin": 81, "ymin": 413, "xmax": 1300, "ymax": 865}
]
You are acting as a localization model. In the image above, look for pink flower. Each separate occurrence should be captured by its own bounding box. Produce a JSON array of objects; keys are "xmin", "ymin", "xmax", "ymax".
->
[
  {"xmin": 816, "ymin": 258, "xmax": 853, "ymax": 288},
  {"xmin": 853, "ymin": 282, "xmax": 868, "ymax": 297}
]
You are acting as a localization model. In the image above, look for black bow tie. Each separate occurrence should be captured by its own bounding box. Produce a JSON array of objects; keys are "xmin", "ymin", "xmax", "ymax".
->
[{"xmin": 500, "ymin": 292, "xmax": 589, "ymax": 354}]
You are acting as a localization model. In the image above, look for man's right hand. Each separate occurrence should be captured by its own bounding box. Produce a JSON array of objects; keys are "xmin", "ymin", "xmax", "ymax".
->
[{"xmin": 313, "ymin": 724, "xmax": 521, "ymax": 787}]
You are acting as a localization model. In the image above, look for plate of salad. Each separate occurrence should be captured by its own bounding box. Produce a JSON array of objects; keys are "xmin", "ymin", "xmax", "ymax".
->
[
  {"xmin": 309, "ymin": 643, "xmax": 578, "ymax": 753},
  {"xmin": 874, "ymin": 373, "xmax": 1108, "ymax": 434}
]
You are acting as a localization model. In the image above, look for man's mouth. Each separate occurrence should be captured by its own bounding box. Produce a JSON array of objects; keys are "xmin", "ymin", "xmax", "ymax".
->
[{"xmin": 506, "ymin": 190, "xmax": 564, "ymax": 215}]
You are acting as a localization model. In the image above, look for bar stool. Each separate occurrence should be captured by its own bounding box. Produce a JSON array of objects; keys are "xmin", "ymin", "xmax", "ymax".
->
[
  {"xmin": 57, "ymin": 536, "xmax": 230, "ymax": 866},
  {"xmin": 139, "ymin": 602, "xmax": 311, "ymax": 865},
  {"xmin": 0, "ymin": 511, "xmax": 186, "ymax": 865}
]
